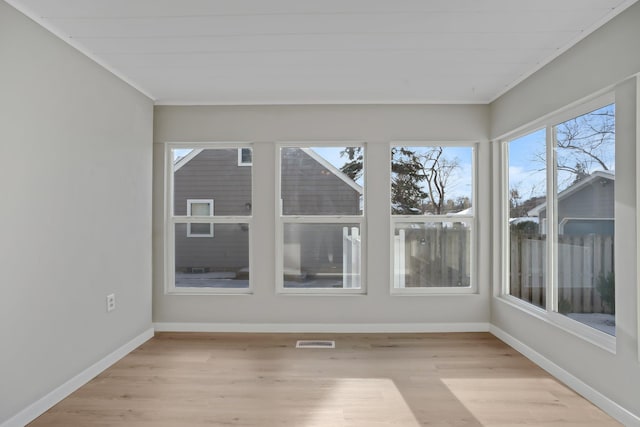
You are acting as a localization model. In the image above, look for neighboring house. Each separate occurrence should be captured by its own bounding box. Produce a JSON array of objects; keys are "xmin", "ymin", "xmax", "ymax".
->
[
  {"xmin": 528, "ymin": 170, "xmax": 615, "ymax": 236},
  {"xmin": 515, "ymin": 171, "xmax": 615, "ymax": 314},
  {"xmin": 173, "ymin": 148, "xmax": 362, "ymax": 280}
]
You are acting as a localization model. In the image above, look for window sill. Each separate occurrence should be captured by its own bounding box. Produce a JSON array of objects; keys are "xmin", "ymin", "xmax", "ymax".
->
[
  {"xmin": 495, "ymin": 295, "xmax": 616, "ymax": 354},
  {"xmin": 276, "ymin": 288, "xmax": 366, "ymax": 296},
  {"xmin": 391, "ymin": 287, "xmax": 476, "ymax": 295},
  {"xmin": 166, "ymin": 288, "xmax": 253, "ymax": 296}
]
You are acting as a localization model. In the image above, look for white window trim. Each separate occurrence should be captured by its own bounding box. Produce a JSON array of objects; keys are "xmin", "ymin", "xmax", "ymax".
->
[
  {"xmin": 389, "ymin": 141, "xmax": 478, "ymax": 295},
  {"xmin": 238, "ymin": 147, "xmax": 252, "ymax": 166},
  {"xmin": 165, "ymin": 142, "xmax": 254, "ymax": 295},
  {"xmin": 187, "ymin": 199, "xmax": 214, "ymax": 237},
  {"xmin": 498, "ymin": 92, "xmax": 616, "ymax": 352},
  {"xmin": 275, "ymin": 141, "xmax": 366, "ymax": 295}
]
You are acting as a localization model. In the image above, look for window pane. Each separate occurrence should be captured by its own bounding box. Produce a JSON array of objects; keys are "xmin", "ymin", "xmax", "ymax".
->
[
  {"xmin": 190, "ymin": 202, "xmax": 211, "ymax": 216},
  {"xmin": 188, "ymin": 223, "xmax": 212, "ymax": 236},
  {"xmin": 554, "ymin": 104, "xmax": 615, "ymax": 335},
  {"xmin": 282, "ymin": 223, "xmax": 361, "ymax": 289},
  {"xmin": 393, "ymin": 222, "xmax": 470, "ymax": 288},
  {"xmin": 174, "ymin": 223, "xmax": 249, "ymax": 289},
  {"xmin": 391, "ymin": 146, "xmax": 472, "ymax": 215},
  {"xmin": 173, "ymin": 148, "xmax": 252, "ymax": 216},
  {"xmin": 240, "ymin": 148, "xmax": 252, "ymax": 164},
  {"xmin": 508, "ymin": 129, "xmax": 547, "ymax": 309},
  {"xmin": 280, "ymin": 147, "xmax": 363, "ymax": 215}
]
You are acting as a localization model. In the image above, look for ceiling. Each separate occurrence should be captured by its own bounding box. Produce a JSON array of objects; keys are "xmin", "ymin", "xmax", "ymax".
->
[{"xmin": 8, "ymin": 0, "xmax": 637, "ymax": 105}]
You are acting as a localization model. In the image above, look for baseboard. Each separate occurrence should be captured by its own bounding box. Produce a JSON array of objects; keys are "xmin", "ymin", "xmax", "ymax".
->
[
  {"xmin": 153, "ymin": 322, "xmax": 490, "ymax": 333},
  {"xmin": 1, "ymin": 328, "xmax": 155, "ymax": 427},
  {"xmin": 489, "ymin": 325, "xmax": 640, "ymax": 427}
]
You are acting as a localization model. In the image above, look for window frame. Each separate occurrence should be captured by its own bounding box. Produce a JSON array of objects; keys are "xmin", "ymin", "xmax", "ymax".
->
[
  {"xmin": 165, "ymin": 142, "xmax": 254, "ymax": 295},
  {"xmin": 275, "ymin": 141, "xmax": 367, "ymax": 295},
  {"xmin": 186, "ymin": 199, "xmax": 214, "ymax": 237},
  {"xmin": 389, "ymin": 141, "xmax": 478, "ymax": 295},
  {"xmin": 499, "ymin": 92, "xmax": 616, "ymax": 352}
]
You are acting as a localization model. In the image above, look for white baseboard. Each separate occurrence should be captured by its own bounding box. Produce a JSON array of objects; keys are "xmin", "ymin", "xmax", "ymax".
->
[
  {"xmin": 153, "ymin": 322, "xmax": 490, "ymax": 333},
  {"xmin": 490, "ymin": 325, "xmax": 640, "ymax": 427},
  {"xmin": 1, "ymin": 328, "xmax": 154, "ymax": 427}
]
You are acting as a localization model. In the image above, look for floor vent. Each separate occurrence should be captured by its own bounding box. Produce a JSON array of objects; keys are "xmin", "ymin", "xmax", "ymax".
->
[{"xmin": 296, "ymin": 340, "xmax": 335, "ymax": 349}]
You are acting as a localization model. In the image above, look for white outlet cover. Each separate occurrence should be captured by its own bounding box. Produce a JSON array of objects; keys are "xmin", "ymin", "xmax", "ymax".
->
[{"xmin": 106, "ymin": 294, "xmax": 116, "ymax": 312}]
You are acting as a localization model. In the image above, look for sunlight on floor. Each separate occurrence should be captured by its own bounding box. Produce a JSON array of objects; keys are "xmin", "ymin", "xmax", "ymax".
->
[
  {"xmin": 441, "ymin": 377, "xmax": 618, "ymax": 426},
  {"xmin": 303, "ymin": 378, "xmax": 420, "ymax": 427}
]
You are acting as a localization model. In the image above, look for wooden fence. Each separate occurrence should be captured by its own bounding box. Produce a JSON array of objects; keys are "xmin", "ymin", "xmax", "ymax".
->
[
  {"xmin": 509, "ymin": 233, "xmax": 614, "ymax": 313},
  {"xmin": 394, "ymin": 226, "xmax": 470, "ymax": 288}
]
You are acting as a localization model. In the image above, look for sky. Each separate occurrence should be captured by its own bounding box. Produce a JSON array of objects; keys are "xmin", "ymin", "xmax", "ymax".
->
[
  {"xmin": 508, "ymin": 103, "xmax": 615, "ymax": 200},
  {"xmin": 508, "ymin": 128, "xmax": 547, "ymax": 199}
]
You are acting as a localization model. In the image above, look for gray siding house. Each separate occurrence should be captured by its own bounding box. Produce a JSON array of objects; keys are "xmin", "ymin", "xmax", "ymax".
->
[
  {"xmin": 528, "ymin": 170, "xmax": 615, "ymax": 236},
  {"xmin": 174, "ymin": 148, "xmax": 362, "ymax": 281}
]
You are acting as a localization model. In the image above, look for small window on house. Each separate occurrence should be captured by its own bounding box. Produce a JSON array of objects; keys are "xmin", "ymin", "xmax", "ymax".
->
[
  {"xmin": 187, "ymin": 199, "xmax": 214, "ymax": 237},
  {"xmin": 238, "ymin": 148, "xmax": 252, "ymax": 166}
]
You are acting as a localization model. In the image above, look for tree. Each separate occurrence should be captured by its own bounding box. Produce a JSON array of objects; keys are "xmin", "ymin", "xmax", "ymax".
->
[
  {"xmin": 393, "ymin": 146, "xmax": 460, "ymax": 214},
  {"xmin": 391, "ymin": 173, "xmax": 427, "ymax": 214},
  {"xmin": 339, "ymin": 147, "xmax": 364, "ymax": 181},
  {"xmin": 340, "ymin": 146, "xmax": 462, "ymax": 215},
  {"xmin": 509, "ymin": 187, "xmax": 522, "ymax": 217},
  {"xmin": 534, "ymin": 106, "xmax": 614, "ymax": 188},
  {"xmin": 556, "ymin": 108, "xmax": 614, "ymax": 174}
]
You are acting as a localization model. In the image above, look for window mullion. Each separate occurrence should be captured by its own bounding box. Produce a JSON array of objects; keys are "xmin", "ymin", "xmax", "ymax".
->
[
  {"xmin": 546, "ymin": 124, "xmax": 556, "ymax": 313},
  {"xmin": 501, "ymin": 140, "xmax": 510, "ymax": 297}
]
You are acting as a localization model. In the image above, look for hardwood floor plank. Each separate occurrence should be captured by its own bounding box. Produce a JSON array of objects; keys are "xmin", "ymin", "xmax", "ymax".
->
[{"xmin": 28, "ymin": 333, "xmax": 620, "ymax": 426}]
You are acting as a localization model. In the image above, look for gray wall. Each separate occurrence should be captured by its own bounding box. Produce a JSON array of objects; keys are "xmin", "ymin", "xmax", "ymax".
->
[
  {"xmin": 557, "ymin": 180, "xmax": 615, "ymax": 223},
  {"xmin": 538, "ymin": 178, "xmax": 615, "ymax": 225},
  {"xmin": 281, "ymin": 148, "xmax": 360, "ymax": 215},
  {"xmin": 153, "ymin": 104, "xmax": 491, "ymax": 324},
  {"xmin": 490, "ymin": 1, "xmax": 640, "ymax": 418},
  {"xmin": 174, "ymin": 148, "xmax": 252, "ymax": 216},
  {"xmin": 0, "ymin": 2, "xmax": 153, "ymax": 424}
]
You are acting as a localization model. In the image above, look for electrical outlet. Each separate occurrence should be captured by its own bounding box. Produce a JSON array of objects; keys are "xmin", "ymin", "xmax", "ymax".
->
[{"xmin": 106, "ymin": 294, "xmax": 116, "ymax": 312}]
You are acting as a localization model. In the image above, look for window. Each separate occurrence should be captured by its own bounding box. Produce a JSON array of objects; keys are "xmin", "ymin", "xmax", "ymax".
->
[
  {"xmin": 277, "ymin": 144, "xmax": 365, "ymax": 293},
  {"xmin": 186, "ymin": 199, "xmax": 213, "ymax": 237},
  {"xmin": 553, "ymin": 104, "xmax": 615, "ymax": 335},
  {"xmin": 391, "ymin": 144, "xmax": 475, "ymax": 293},
  {"xmin": 502, "ymin": 98, "xmax": 616, "ymax": 340},
  {"xmin": 238, "ymin": 148, "xmax": 252, "ymax": 166},
  {"xmin": 167, "ymin": 145, "xmax": 252, "ymax": 293},
  {"xmin": 506, "ymin": 128, "xmax": 547, "ymax": 308}
]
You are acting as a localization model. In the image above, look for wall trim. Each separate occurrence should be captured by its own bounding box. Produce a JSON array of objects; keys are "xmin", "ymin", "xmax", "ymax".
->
[
  {"xmin": 153, "ymin": 322, "xmax": 490, "ymax": 333},
  {"xmin": 490, "ymin": 325, "xmax": 640, "ymax": 427},
  {"xmin": 1, "ymin": 328, "xmax": 154, "ymax": 427}
]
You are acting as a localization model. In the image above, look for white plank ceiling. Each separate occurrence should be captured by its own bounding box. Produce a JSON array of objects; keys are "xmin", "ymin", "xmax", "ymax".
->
[{"xmin": 7, "ymin": 0, "xmax": 637, "ymax": 104}]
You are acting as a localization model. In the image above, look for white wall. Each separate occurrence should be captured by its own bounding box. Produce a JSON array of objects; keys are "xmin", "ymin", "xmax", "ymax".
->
[
  {"xmin": 490, "ymin": 1, "xmax": 640, "ymax": 420},
  {"xmin": 153, "ymin": 105, "xmax": 492, "ymax": 327},
  {"xmin": 0, "ymin": 2, "xmax": 153, "ymax": 424}
]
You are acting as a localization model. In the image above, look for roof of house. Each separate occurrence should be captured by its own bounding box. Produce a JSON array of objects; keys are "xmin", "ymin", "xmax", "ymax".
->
[
  {"xmin": 527, "ymin": 170, "xmax": 615, "ymax": 216},
  {"xmin": 174, "ymin": 147, "xmax": 363, "ymax": 194}
]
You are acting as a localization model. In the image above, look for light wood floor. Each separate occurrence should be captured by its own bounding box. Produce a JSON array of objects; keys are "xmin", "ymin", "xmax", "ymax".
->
[{"xmin": 29, "ymin": 333, "xmax": 619, "ymax": 426}]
